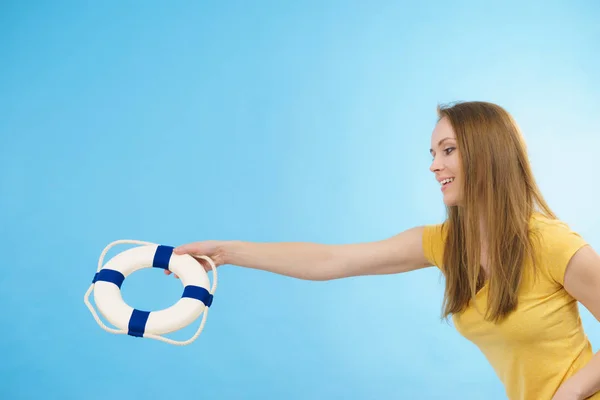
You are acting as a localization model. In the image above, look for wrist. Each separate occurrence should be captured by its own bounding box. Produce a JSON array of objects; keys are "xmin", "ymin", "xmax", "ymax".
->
[{"xmin": 216, "ymin": 240, "xmax": 239, "ymax": 266}]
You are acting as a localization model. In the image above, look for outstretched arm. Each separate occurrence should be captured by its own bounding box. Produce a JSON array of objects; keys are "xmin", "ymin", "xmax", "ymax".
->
[{"xmin": 172, "ymin": 226, "xmax": 432, "ymax": 281}]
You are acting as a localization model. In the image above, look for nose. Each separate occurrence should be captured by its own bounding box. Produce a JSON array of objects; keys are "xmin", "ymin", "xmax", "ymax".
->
[{"xmin": 430, "ymin": 155, "xmax": 443, "ymax": 173}]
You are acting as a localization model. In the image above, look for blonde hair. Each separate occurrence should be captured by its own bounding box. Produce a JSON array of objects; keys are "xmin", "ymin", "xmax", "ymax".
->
[{"xmin": 437, "ymin": 101, "xmax": 555, "ymax": 323}]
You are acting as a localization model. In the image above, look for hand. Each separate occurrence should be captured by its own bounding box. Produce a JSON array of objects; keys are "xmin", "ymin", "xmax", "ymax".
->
[{"xmin": 164, "ymin": 240, "xmax": 227, "ymax": 279}]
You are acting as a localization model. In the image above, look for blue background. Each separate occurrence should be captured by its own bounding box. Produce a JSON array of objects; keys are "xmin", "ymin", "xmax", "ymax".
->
[{"xmin": 1, "ymin": 1, "xmax": 599, "ymax": 399}]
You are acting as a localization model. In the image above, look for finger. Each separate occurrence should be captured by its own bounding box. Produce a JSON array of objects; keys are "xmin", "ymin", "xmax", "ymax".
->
[
  {"xmin": 196, "ymin": 257, "xmax": 215, "ymax": 272},
  {"xmin": 173, "ymin": 243, "xmax": 200, "ymax": 255},
  {"xmin": 163, "ymin": 270, "xmax": 179, "ymax": 279}
]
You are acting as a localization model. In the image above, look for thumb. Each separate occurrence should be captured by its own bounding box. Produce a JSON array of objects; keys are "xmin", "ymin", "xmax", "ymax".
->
[{"xmin": 173, "ymin": 242, "xmax": 204, "ymax": 255}]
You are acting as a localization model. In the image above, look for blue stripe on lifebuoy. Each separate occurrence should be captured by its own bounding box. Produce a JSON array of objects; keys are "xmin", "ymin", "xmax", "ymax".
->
[
  {"xmin": 93, "ymin": 269, "xmax": 125, "ymax": 288},
  {"xmin": 153, "ymin": 245, "xmax": 173, "ymax": 270},
  {"xmin": 128, "ymin": 309, "xmax": 150, "ymax": 337},
  {"xmin": 182, "ymin": 285, "xmax": 213, "ymax": 307}
]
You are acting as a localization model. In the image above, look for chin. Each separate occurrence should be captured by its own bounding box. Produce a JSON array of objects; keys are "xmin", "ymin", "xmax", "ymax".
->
[{"xmin": 443, "ymin": 195, "xmax": 460, "ymax": 207}]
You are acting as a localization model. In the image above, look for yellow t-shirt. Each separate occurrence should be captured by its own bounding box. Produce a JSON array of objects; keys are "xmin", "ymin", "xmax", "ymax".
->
[{"xmin": 422, "ymin": 213, "xmax": 598, "ymax": 400}]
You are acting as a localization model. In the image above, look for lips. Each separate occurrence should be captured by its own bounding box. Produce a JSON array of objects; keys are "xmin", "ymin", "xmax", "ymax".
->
[{"xmin": 439, "ymin": 177, "xmax": 454, "ymax": 191}]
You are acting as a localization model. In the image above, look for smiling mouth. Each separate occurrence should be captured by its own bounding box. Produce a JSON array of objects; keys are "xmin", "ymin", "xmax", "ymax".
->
[{"xmin": 440, "ymin": 177, "xmax": 454, "ymax": 187}]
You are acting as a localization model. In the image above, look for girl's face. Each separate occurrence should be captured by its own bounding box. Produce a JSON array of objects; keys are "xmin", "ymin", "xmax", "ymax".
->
[{"xmin": 430, "ymin": 117, "xmax": 463, "ymax": 206}]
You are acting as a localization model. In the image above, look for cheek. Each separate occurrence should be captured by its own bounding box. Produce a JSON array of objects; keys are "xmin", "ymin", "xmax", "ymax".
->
[{"xmin": 448, "ymin": 156, "xmax": 462, "ymax": 175}]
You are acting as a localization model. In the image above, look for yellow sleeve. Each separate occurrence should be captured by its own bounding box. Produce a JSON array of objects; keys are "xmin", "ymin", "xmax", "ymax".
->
[
  {"xmin": 537, "ymin": 219, "xmax": 588, "ymax": 286},
  {"xmin": 422, "ymin": 223, "xmax": 447, "ymax": 271}
]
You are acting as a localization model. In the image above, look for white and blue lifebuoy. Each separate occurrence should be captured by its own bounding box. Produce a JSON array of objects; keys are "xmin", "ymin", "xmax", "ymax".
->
[{"xmin": 84, "ymin": 239, "xmax": 217, "ymax": 346}]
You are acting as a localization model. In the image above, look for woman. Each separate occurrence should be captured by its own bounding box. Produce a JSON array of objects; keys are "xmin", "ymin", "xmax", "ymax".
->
[{"xmin": 168, "ymin": 101, "xmax": 600, "ymax": 400}]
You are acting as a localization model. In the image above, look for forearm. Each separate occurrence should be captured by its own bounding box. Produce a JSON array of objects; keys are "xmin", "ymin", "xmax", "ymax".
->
[
  {"xmin": 560, "ymin": 350, "xmax": 600, "ymax": 399},
  {"xmin": 218, "ymin": 227, "xmax": 428, "ymax": 281},
  {"xmin": 221, "ymin": 240, "xmax": 341, "ymax": 281}
]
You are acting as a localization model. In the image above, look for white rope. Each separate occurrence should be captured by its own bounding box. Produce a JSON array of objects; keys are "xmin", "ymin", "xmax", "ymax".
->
[{"xmin": 83, "ymin": 239, "xmax": 218, "ymax": 346}]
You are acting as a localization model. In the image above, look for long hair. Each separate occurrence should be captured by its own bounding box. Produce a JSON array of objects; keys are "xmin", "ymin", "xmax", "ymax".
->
[{"xmin": 437, "ymin": 101, "xmax": 555, "ymax": 323}]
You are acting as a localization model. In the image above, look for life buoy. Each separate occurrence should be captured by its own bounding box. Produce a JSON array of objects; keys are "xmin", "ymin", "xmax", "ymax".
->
[{"xmin": 84, "ymin": 239, "xmax": 217, "ymax": 346}]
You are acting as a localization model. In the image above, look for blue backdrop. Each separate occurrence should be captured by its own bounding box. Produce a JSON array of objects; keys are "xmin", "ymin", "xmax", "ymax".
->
[{"xmin": 1, "ymin": 1, "xmax": 599, "ymax": 399}]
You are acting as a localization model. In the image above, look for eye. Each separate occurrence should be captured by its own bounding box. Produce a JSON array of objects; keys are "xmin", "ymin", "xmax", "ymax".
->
[{"xmin": 444, "ymin": 147, "xmax": 455, "ymax": 155}]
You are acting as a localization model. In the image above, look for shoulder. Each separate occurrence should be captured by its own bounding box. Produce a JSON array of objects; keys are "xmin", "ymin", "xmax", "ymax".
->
[
  {"xmin": 529, "ymin": 213, "xmax": 588, "ymax": 285},
  {"xmin": 422, "ymin": 221, "xmax": 449, "ymax": 270},
  {"xmin": 529, "ymin": 213, "xmax": 586, "ymax": 249}
]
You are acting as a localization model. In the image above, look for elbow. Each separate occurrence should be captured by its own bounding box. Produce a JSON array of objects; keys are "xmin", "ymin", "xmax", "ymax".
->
[{"xmin": 308, "ymin": 251, "xmax": 345, "ymax": 281}]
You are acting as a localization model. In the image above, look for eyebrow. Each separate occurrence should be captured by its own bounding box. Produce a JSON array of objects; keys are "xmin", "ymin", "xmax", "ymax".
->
[{"xmin": 429, "ymin": 137, "xmax": 455, "ymax": 154}]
